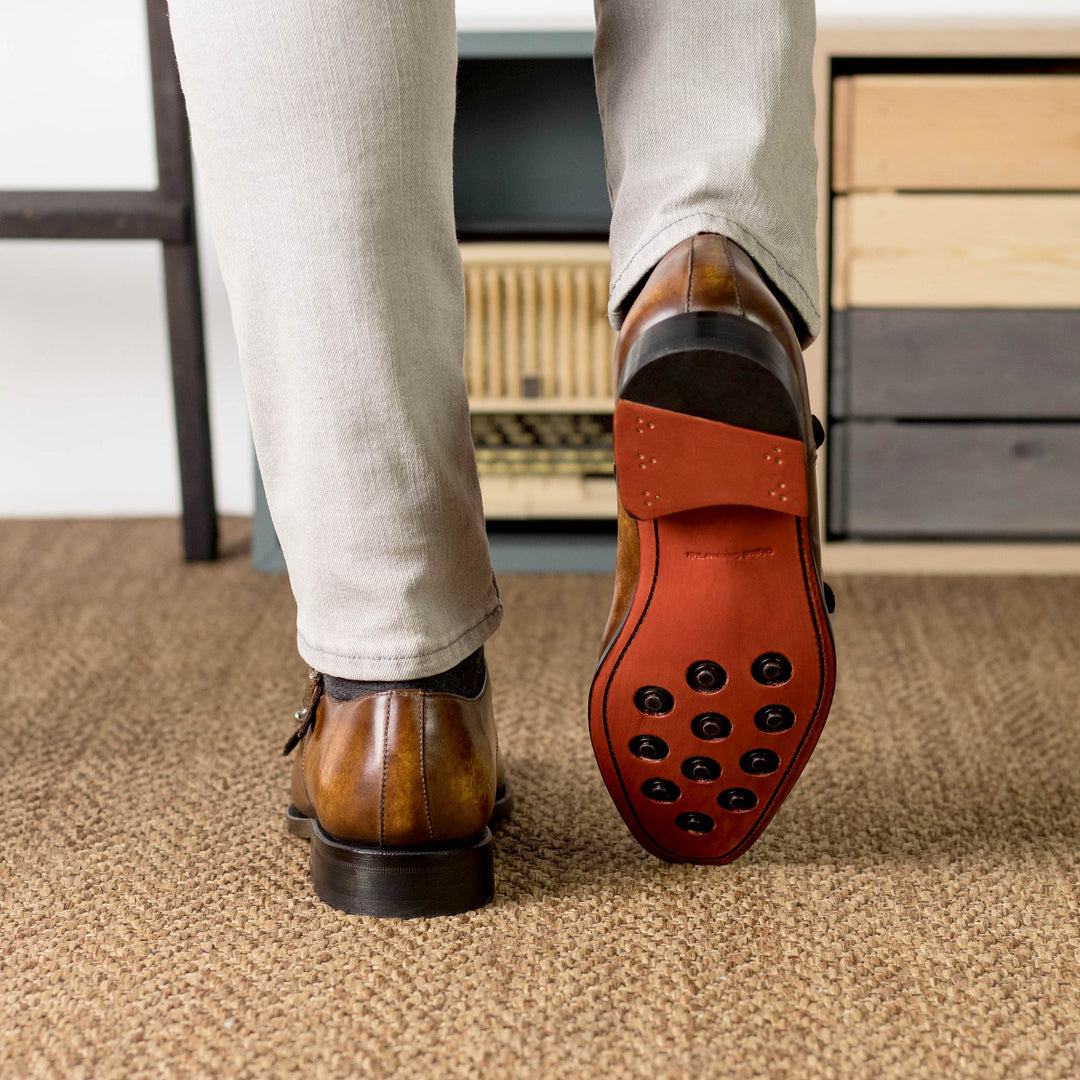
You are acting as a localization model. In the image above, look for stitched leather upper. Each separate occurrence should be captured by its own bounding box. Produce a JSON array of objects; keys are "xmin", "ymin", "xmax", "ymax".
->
[{"xmin": 291, "ymin": 677, "xmax": 502, "ymax": 846}]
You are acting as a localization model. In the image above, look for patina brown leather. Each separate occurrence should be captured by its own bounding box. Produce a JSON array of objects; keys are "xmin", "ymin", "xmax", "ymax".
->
[
  {"xmin": 600, "ymin": 232, "xmax": 825, "ymax": 660},
  {"xmin": 290, "ymin": 676, "xmax": 503, "ymax": 847}
]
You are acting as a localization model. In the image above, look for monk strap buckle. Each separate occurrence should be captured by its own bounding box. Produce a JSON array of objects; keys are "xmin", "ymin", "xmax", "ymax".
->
[{"xmin": 282, "ymin": 669, "xmax": 323, "ymax": 756}]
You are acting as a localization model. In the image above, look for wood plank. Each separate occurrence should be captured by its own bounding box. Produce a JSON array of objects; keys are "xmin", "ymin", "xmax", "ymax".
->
[
  {"xmin": 556, "ymin": 266, "xmax": 574, "ymax": 396},
  {"xmin": 591, "ymin": 266, "xmax": 611, "ymax": 397},
  {"xmin": 830, "ymin": 76, "xmax": 854, "ymax": 195},
  {"xmin": 0, "ymin": 190, "xmax": 189, "ymax": 241},
  {"xmin": 503, "ymin": 267, "xmax": 521, "ymax": 399},
  {"xmin": 832, "ymin": 308, "xmax": 1080, "ymax": 419},
  {"xmin": 539, "ymin": 265, "xmax": 557, "ymax": 396},
  {"xmin": 834, "ymin": 74, "xmax": 1080, "ymax": 192},
  {"xmin": 479, "ymin": 474, "xmax": 616, "ymax": 520},
  {"xmin": 483, "ymin": 265, "xmax": 503, "ymax": 398},
  {"xmin": 822, "ymin": 540, "xmax": 1080, "ymax": 575},
  {"xmin": 465, "ymin": 267, "xmax": 485, "ymax": 396},
  {"xmin": 832, "ymin": 421, "xmax": 1080, "ymax": 537},
  {"xmin": 832, "ymin": 193, "xmax": 1080, "ymax": 307},
  {"xmin": 818, "ymin": 22, "xmax": 1080, "ymax": 61}
]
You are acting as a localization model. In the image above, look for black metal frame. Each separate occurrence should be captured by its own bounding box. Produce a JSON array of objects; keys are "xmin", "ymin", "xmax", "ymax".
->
[{"xmin": 0, "ymin": 0, "xmax": 216, "ymax": 561}]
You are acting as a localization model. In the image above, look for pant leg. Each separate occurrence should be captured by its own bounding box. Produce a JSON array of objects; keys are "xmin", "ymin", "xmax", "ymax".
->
[
  {"xmin": 167, "ymin": 0, "xmax": 502, "ymax": 679},
  {"xmin": 592, "ymin": 0, "xmax": 820, "ymax": 346}
]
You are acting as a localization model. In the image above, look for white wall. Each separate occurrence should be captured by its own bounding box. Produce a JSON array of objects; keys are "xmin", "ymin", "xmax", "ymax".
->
[{"xmin": 2, "ymin": 0, "xmax": 1077, "ymax": 515}]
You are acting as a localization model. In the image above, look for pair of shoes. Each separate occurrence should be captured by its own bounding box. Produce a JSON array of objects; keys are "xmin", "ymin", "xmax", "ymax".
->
[{"xmin": 283, "ymin": 231, "xmax": 836, "ymax": 916}]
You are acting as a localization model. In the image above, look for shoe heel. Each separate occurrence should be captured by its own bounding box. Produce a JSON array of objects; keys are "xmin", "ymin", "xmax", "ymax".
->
[
  {"xmin": 286, "ymin": 806, "xmax": 494, "ymax": 918},
  {"xmin": 615, "ymin": 312, "xmax": 809, "ymax": 520}
]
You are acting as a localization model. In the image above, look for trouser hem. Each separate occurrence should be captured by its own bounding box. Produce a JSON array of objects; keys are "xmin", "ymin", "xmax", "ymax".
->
[
  {"xmin": 607, "ymin": 211, "xmax": 821, "ymax": 345},
  {"xmin": 296, "ymin": 593, "xmax": 504, "ymax": 681}
]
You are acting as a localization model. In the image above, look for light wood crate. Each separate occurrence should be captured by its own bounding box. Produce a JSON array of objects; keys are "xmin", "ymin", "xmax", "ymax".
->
[
  {"xmin": 831, "ymin": 192, "xmax": 1080, "ymax": 308},
  {"xmin": 832, "ymin": 74, "xmax": 1080, "ymax": 192}
]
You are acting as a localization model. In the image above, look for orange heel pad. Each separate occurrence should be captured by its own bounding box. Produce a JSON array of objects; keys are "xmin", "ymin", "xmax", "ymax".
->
[{"xmin": 614, "ymin": 400, "xmax": 807, "ymax": 519}]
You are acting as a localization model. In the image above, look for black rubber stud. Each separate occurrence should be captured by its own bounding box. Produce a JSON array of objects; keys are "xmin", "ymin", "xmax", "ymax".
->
[
  {"xmin": 755, "ymin": 704, "xmax": 795, "ymax": 733},
  {"xmin": 634, "ymin": 686, "xmax": 674, "ymax": 715},
  {"xmin": 686, "ymin": 660, "xmax": 727, "ymax": 694},
  {"xmin": 751, "ymin": 653, "xmax": 792, "ymax": 686},
  {"xmin": 641, "ymin": 778, "xmax": 680, "ymax": 803},
  {"xmin": 675, "ymin": 812, "xmax": 715, "ymax": 834},
  {"xmin": 681, "ymin": 756, "xmax": 721, "ymax": 783},
  {"xmin": 629, "ymin": 734, "xmax": 669, "ymax": 761},
  {"xmin": 717, "ymin": 788, "xmax": 758, "ymax": 812},
  {"xmin": 823, "ymin": 581, "xmax": 836, "ymax": 614},
  {"xmin": 812, "ymin": 414, "xmax": 826, "ymax": 449},
  {"xmin": 740, "ymin": 748, "xmax": 780, "ymax": 775},
  {"xmin": 691, "ymin": 712, "xmax": 732, "ymax": 741}
]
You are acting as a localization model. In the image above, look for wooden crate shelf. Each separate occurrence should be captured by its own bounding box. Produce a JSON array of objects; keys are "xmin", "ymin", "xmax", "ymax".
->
[
  {"xmin": 461, "ymin": 240, "xmax": 618, "ymax": 520},
  {"xmin": 815, "ymin": 21, "xmax": 1080, "ymax": 572}
]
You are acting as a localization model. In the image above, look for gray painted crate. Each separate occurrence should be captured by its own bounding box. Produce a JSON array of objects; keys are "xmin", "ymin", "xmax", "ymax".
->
[
  {"xmin": 829, "ymin": 420, "xmax": 1080, "ymax": 539},
  {"xmin": 831, "ymin": 308, "xmax": 1080, "ymax": 419}
]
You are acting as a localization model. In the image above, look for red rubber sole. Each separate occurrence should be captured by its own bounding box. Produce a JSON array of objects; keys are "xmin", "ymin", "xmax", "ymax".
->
[{"xmin": 589, "ymin": 400, "xmax": 836, "ymax": 863}]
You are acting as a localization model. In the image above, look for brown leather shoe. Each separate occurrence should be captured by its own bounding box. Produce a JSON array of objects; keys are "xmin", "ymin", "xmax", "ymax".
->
[
  {"xmin": 284, "ymin": 667, "xmax": 512, "ymax": 917},
  {"xmin": 588, "ymin": 232, "xmax": 836, "ymax": 863}
]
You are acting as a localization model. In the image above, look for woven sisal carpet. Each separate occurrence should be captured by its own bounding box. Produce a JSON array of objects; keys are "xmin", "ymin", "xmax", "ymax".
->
[{"xmin": 2, "ymin": 518, "xmax": 1079, "ymax": 1078}]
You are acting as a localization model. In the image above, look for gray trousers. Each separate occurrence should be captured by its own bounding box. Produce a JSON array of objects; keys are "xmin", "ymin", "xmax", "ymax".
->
[{"xmin": 167, "ymin": 0, "xmax": 819, "ymax": 679}]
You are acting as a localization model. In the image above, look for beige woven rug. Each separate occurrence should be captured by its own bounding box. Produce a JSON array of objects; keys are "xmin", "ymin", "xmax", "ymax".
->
[{"xmin": 2, "ymin": 518, "xmax": 1078, "ymax": 1079}]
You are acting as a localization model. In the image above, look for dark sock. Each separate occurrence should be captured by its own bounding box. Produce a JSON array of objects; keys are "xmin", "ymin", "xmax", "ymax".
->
[{"xmin": 322, "ymin": 646, "xmax": 487, "ymax": 701}]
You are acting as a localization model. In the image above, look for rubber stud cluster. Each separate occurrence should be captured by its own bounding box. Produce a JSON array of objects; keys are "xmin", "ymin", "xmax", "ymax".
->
[{"xmin": 626, "ymin": 655, "xmax": 801, "ymax": 833}]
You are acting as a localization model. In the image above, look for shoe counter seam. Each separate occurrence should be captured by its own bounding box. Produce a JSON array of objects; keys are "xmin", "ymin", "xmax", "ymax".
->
[
  {"xmin": 419, "ymin": 694, "xmax": 434, "ymax": 842},
  {"xmin": 724, "ymin": 236, "xmax": 745, "ymax": 318},
  {"xmin": 685, "ymin": 235, "xmax": 695, "ymax": 313},
  {"xmin": 378, "ymin": 693, "xmax": 391, "ymax": 847}
]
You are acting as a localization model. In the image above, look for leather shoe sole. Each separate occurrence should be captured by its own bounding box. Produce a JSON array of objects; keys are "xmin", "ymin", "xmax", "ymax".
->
[{"xmin": 588, "ymin": 310, "xmax": 836, "ymax": 863}]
